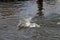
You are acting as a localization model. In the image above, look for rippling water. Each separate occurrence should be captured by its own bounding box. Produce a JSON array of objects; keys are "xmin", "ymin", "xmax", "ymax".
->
[{"xmin": 0, "ymin": 0, "xmax": 60, "ymax": 40}]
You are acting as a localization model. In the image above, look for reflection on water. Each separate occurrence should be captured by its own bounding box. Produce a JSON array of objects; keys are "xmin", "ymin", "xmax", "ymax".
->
[
  {"xmin": 0, "ymin": 0, "xmax": 60, "ymax": 29},
  {"xmin": 0, "ymin": 0, "xmax": 60, "ymax": 40},
  {"xmin": 37, "ymin": 0, "xmax": 43, "ymax": 16},
  {"xmin": 44, "ymin": 0, "xmax": 56, "ymax": 5},
  {"xmin": 17, "ymin": 1, "xmax": 41, "ymax": 29},
  {"xmin": 0, "ymin": 0, "xmax": 44, "ymax": 29},
  {"xmin": 0, "ymin": 0, "xmax": 60, "ymax": 28},
  {"xmin": 43, "ymin": 0, "xmax": 60, "ymax": 19},
  {"xmin": 0, "ymin": 4, "xmax": 16, "ymax": 19}
]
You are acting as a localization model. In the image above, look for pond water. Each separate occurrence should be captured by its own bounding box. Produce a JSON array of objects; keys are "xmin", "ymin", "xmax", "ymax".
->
[{"xmin": 0, "ymin": 0, "xmax": 60, "ymax": 40}]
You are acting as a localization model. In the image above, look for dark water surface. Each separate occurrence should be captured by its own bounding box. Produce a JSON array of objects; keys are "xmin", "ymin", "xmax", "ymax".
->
[{"xmin": 0, "ymin": 0, "xmax": 60, "ymax": 40}]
